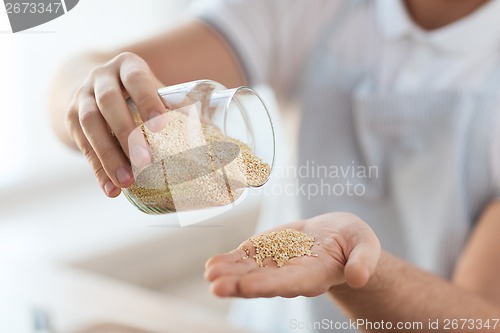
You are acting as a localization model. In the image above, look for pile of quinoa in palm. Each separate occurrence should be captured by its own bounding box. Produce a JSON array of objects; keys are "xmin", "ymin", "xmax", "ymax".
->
[
  {"xmin": 127, "ymin": 110, "xmax": 271, "ymax": 212},
  {"xmin": 249, "ymin": 229, "xmax": 317, "ymax": 267}
]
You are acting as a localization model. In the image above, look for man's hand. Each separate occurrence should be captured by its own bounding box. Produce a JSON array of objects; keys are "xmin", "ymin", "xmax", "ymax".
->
[
  {"xmin": 49, "ymin": 22, "xmax": 246, "ymax": 198},
  {"xmin": 204, "ymin": 212, "xmax": 381, "ymax": 298},
  {"xmin": 65, "ymin": 52, "xmax": 166, "ymax": 197}
]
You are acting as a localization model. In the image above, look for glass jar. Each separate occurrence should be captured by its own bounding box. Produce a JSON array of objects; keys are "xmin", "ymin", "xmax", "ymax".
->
[{"xmin": 122, "ymin": 80, "xmax": 275, "ymax": 214}]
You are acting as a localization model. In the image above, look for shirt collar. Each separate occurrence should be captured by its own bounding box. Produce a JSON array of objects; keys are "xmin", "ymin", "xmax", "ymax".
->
[{"xmin": 376, "ymin": 0, "xmax": 500, "ymax": 53}]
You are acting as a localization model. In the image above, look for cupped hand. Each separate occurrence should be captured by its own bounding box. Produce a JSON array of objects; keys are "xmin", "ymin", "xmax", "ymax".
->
[
  {"xmin": 65, "ymin": 52, "xmax": 166, "ymax": 197},
  {"xmin": 205, "ymin": 212, "xmax": 381, "ymax": 298}
]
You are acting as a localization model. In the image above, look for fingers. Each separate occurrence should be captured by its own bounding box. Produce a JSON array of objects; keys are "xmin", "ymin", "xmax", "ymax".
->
[
  {"xmin": 205, "ymin": 246, "xmax": 328, "ymax": 298},
  {"xmin": 205, "ymin": 247, "xmax": 258, "ymax": 297},
  {"xmin": 210, "ymin": 264, "xmax": 328, "ymax": 298},
  {"xmin": 205, "ymin": 247, "xmax": 253, "ymax": 268},
  {"xmin": 344, "ymin": 228, "xmax": 381, "ymax": 289},
  {"xmin": 205, "ymin": 214, "xmax": 382, "ymax": 300},
  {"xmin": 79, "ymin": 92, "xmax": 134, "ymax": 188},
  {"xmin": 119, "ymin": 54, "xmax": 167, "ymax": 131},
  {"xmin": 309, "ymin": 212, "xmax": 381, "ymax": 289},
  {"xmin": 94, "ymin": 54, "xmax": 159, "ymax": 172},
  {"xmin": 205, "ymin": 221, "xmax": 315, "ymax": 298},
  {"xmin": 94, "ymin": 74, "xmax": 137, "ymax": 159},
  {"xmin": 128, "ymin": 126, "xmax": 153, "ymax": 170},
  {"xmin": 210, "ymin": 275, "xmax": 241, "ymax": 297},
  {"xmin": 238, "ymin": 264, "xmax": 325, "ymax": 298},
  {"xmin": 66, "ymin": 52, "xmax": 167, "ymax": 196},
  {"xmin": 67, "ymin": 111, "xmax": 121, "ymax": 198},
  {"xmin": 204, "ymin": 261, "xmax": 253, "ymax": 282}
]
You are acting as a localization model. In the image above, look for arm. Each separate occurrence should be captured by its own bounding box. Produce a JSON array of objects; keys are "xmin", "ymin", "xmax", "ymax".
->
[
  {"xmin": 205, "ymin": 202, "xmax": 500, "ymax": 332},
  {"xmin": 331, "ymin": 201, "xmax": 500, "ymax": 332},
  {"xmin": 48, "ymin": 20, "xmax": 245, "ymax": 195}
]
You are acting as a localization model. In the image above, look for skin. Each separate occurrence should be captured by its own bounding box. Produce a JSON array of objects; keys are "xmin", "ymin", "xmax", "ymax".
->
[
  {"xmin": 332, "ymin": 204, "xmax": 500, "ymax": 332},
  {"xmin": 206, "ymin": 203, "xmax": 500, "ymax": 332},
  {"xmin": 49, "ymin": 21, "xmax": 245, "ymax": 197},
  {"xmin": 204, "ymin": 213, "xmax": 382, "ymax": 297},
  {"xmin": 405, "ymin": 0, "xmax": 489, "ymax": 30},
  {"xmin": 49, "ymin": 0, "xmax": 499, "ymax": 331}
]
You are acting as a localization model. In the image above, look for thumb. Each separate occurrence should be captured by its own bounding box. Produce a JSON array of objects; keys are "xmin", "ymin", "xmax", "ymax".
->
[{"xmin": 344, "ymin": 230, "xmax": 381, "ymax": 289}]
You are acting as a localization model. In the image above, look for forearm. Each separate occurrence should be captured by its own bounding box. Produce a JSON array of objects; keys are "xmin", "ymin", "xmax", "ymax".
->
[
  {"xmin": 122, "ymin": 20, "xmax": 247, "ymax": 90},
  {"xmin": 330, "ymin": 251, "xmax": 500, "ymax": 332}
]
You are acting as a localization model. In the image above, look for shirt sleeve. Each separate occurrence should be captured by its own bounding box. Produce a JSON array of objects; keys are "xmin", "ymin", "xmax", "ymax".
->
[
  {"xmin": 192, "ymin": 0, "xmax": 277, "ymax": 87},
  {"xmin": 191, "ymin": 0, "xmax": 346, "ymax": 100}
]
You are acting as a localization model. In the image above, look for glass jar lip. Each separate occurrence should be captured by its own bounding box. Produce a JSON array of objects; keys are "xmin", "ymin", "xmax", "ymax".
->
[
  {"xmin": 157, "ymin": 79, "xmax": 226, "ymax": 96},
  {"xmin": 156, "ymin": 80, "xmax": 276, "ymax": 187},
  {"xmin": 221, "ymin": 86, "xmax": 276, "ymax": 185}
]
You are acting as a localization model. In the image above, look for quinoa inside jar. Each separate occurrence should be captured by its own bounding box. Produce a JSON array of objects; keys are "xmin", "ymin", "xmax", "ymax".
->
[{"xmin": 122, "ymin": 80, "xmax": 275, "ymax": 214}]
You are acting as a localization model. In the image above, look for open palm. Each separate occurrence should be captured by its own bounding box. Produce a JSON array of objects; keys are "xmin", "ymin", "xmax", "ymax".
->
[{"xmin": 205, "ymin": 212, "xmax": 381, "ymax": 298}]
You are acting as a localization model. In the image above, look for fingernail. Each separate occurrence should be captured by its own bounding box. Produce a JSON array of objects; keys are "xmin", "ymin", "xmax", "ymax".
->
[
  {"xmin": 116, "ymin": 166, "xmax": 133, "ymax": 185},
  {"xmin": 130, "ymin": 145, "xmax": 151, "ymax": 168},
  {"xmin": 146, "ymin": 112, "xmax": 166, "ymax": 132},
  {"xmin": 104, "ymin": 181, "xmax": 117, "ymax": 196}
]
